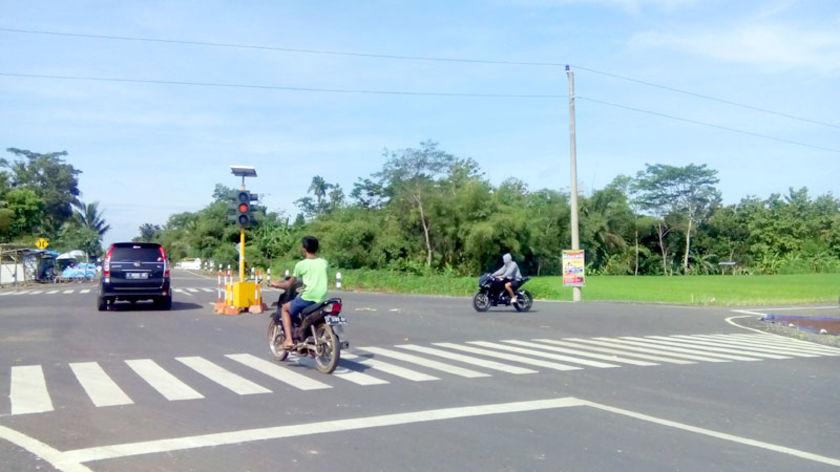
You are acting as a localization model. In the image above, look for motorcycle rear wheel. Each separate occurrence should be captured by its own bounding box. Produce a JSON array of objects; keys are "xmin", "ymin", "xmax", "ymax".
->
[
  {"xmin": 473, "ymin": 291, "xmax": 491, "ymax": 312},
  {"xmin": 313, "ymin": 323, "xmax": 340, "ymax": 374},
  {"xmin": 513, "ymin": 290, "xmax": 533, "ymax": 312},
  {"xmin": 267, "ymin": 318, "xmax": 288, "ymax": 361}
]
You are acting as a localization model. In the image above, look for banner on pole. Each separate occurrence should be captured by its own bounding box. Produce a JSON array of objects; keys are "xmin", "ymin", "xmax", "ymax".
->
[{"xmin": 562, "ymin": 250, "xmax": 585, "ymax": 287}]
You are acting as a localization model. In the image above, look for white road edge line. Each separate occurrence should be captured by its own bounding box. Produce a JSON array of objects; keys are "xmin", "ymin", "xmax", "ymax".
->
[
  {"xmin": 56, "ymin": 397, "xmax": 586, "ymax": 465},
  {"xmin": 0, "ymin": 424, "xmax": 93, "ymax": 472},
  {"xmin": 580, "ymin": 400, "xmax": 840, "ymax": 467}
]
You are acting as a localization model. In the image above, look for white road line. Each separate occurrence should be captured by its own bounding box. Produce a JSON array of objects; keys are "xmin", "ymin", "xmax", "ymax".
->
[
  {"xmin": 47, "ymin": 290, "xmax": 60, "ymax": 294},
  {"xmin": 29, "ymin": 290, "xmax": 44, "ymax": 295},
  {"xmin": 397, "ymin": 344, "xmax": 538, "ymax": 374},
  {"xmin": 186, "ymin": 288, "xmax": 200, "ymax": 293},
  {"xmin": 57, "ymin": 397, "xmax": 586, "ymax": 465},
  {"xmin": 173, "ymin": 288, "xmax": 192, "ymax": 297},
  {"xmin": 331, "ymin": 366, "xmax": 390, "ymax": 386},
  {"xmin": 69, "ymin": 362, "xmax": 133, "ymax": 407},
  {"xmin": 514, "ymin": 340, "xmax": 658, "ymax": 366},
  {"xmin": 0, "ymin": 292, "xmax": 12, "ymax": 296},
  {"xmin": 125, "ymin": 359, "xmax": 204, "ymax": 401},
  {"xmin": 10, "ymin": 365, "xmax": 54, "ymax": 415},
  {"xmin": 225, "ymin": 353, "xmax": 331, "ymax": 390},
  {"xmin": 561, "ymin": 338, "xmax": 698, "ymax": 364},
  {"xmin": 469, "ymin": 341, "xmax": 620, "ymax": 368},
  {"xmin": 357, "ymin": 346, "xmax": 490, "ymax": 378},
  {"xmin": 580, "ymin": 399, "xmax": 840, "ymax": 468},
  {"xmin": 200, "ymin": 288, "xmax": 214, "ymax": 292},
  {"xmin": 80, "ymin": 289, "xmax": 91, "ymax": 294},
  {"xmin": 175, "ymin": 357, "xmax": 271, "ymax": 395},
  {"xmin": 618, "ymin": 337, "xmax": 763, "ymax": 361},
  {"xmin": 340, "ymin": 353, "xmax": 440, "ymax": 382},
  {"xmin": 0, "ymin": 424, "xmax": 94, "ymax": 472},
  {"xmin": 729, "ymin": 334, "xmax": 840, "ymax": 354},
  {"xmin": 62, "ymin": 289, "xmax": 74, "ymax": 294},
  {"xmin": 656, "ymin": 336, "xmax": 794, "ymax": 359},
  {"xmin": 435, "ymin": 342, "xmax": 583, "ymax": 371},
  {"xmin": 684, "ymin": 334, "xmax": 822, "ymax": 357},
  {"xmin": 583, "ymin": 338, "xmax": 731, "ymax": 363}
]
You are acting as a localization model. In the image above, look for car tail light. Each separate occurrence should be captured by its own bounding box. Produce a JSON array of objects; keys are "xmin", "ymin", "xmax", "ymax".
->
[
  {"xmin": 160, "ymin": 246, "xmax": 169, "ymax": 277},
  {"xmin": 103, "ymin": 246, "xmax": 114, "ymax": 277},
  {"xmin": 329, "ymin": 303, "xmax": 342, "ymax": 314}
]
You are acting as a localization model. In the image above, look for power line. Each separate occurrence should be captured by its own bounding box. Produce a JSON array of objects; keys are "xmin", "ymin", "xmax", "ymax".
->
[
  {"xmin": 0, "ymin": 71, "xmax": 564, "ymax": 98},
  {"xmin": 577, "ymin": 96, "xmax": 840, "ymax": 153},
  {"xmin": 1, "ymin": 26, "xmax": 837, "ymax": 130},
  {"xmin": 0, "ymin": 70, "xmax": 833, "ymax": 153}
]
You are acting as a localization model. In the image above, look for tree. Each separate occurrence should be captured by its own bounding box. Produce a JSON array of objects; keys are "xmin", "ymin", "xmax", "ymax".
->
[
  {"xmin": 3, "ymin": 188, "xmax": 45, "ymax": 239},
  {"xmin": 73, "ymin": 200, "xmax": 110, "ymax": 236},
  {"xmin": 633, "ymin": 163, "xmax": 720, "ymax": 274},
  {"xmin": 4, "ymin": 148, "xmax": 81, "ymax": 235},
  {"xmin": 136, "ymin": 223, "xmax": 162, "ymax": 242}
]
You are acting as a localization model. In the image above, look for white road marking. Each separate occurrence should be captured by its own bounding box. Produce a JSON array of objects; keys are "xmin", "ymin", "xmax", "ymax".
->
[
  {"xmin": 719, "ymin": 334, "xmax": 840, "ymax": 355},
  {"xmin": 533, "ymin": 339, "xmax": 696, "ymax": 364},
  {"xmin": 225, "ymin": 353, "xmax": 331, "ymax": 390},
  {"xmin": 358, "ymin": 346, "xmax": 490, "ymax": 378},
  {"xmin": 518, "ymin": 339, "xmax": 658, "ymax": 366},
  {"xmin": 173, "ymin": 288, "xmax": 192, "ymax": 296},
  {"xmin": 435, "ymin": 342, "xmax": 583, "ymax": 371},
  {"xmin": 580, "ymin": 399, "xmax": 840, "ymax": 468},
  {"xmin": 341, "ymin": 353, "xmax": 440, "ymax": 382},
  {"xmin": 618, "ymin": 336, "xmax": 763, "ymax": 361},
  {"xmin": 577, "ymin": 338, "xmax": 730, "ymax": 363},
  {"xmin": 125, "ymin": 359, "xmax": 204, "ymax": 401},
  {"xmin": 187, "ymin": 288, "xmax": 200, "ymax": 293},
  {"xmin": 69, "ymin": 362, "xmax": 133, "ymax": 407},
  {"xmin": 200, "ymin": 288, "xmax": 214, "ymax": 292},
  {"xmin": 10, "ymin": 365, "xmax": 54, "ymax": 415},
  {"xmin": 650, "ymin": 336, "xmax": 792, "ymax": 359},
  {"xmin": 29, "ymin": 290, "xmax": 44, "ymax": 295},
  {"xmin": 469, "ymin": 341, "xmax": 620, "ymax": 368},
  {"xmin": 47, "ymin": 289, "xmax": 60, "ymax": 294},
  {"xmin": 62, "ymin": 289, "xmax": 74, "ymax": 294},
  {"xmin": 176, "ymin": 356, "xmax": 271, "ymax": 395},
  {"xmin": 57, "ymin": 397, "xmax": 586, "ymax": 465},
  {"xmin": 687, "ymin": 334, "xmax": 823, "ymax": 357},
  {"xmin": 397, "ymin": 344, "xmax": 539, "ymax": 374},
  {"xmin": 80, "ymin": 289, "xmax": 91, "ymax": 294},
  {"xmin": 0, "ymin": 424, "xmax": 94, "ymax": 472}
]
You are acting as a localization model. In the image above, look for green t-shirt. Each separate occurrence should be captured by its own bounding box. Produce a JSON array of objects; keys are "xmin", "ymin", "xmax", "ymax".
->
[{"xmin": 293, "ymin": 257, "xmax": 329, "ymax": 303}]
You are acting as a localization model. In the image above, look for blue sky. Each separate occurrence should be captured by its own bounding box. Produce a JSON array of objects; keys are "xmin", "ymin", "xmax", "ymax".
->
[{"xmin": 1, "ymin": 0, "xmax": 838, "ymax": 248}]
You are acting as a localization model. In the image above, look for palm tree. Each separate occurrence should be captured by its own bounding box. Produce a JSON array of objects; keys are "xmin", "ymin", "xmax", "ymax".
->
[
  {"xmin": 73, "ymin": 200, "xmax": 110, "ymax": 236},
  {"xmin": 309, "ymin": 176, "xmax": 328, "ymax": 207}
]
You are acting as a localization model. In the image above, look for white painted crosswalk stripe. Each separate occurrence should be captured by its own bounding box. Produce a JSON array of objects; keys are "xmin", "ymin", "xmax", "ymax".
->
[
  {"xmin": 125, "ymin": 359, "xmax": 204, "ymax": 401},
  {"xmin": 173, "ymin": 288, "xmax": 192, "ymax": 296},
  {"xmin": 62, "ymin": 289, "xmax": 74, "ymax": 294},
  {"xmin": 80, "ymin": 289, "xmax": 91, "ymax": 294},
  {"xmin": 10, "ymin": 365, "xmax": 53, "ymax": 415},
  {"xmin": 469, "ymin": 341, "xmax": 620, "ymax": 368},
  {"xmin": 341, "ymin": 353, "xmax": 440, "ymax": 382},
  {"xmin": 70, "ymin": 362, "xmax": 134, "ymax": 407},
  {"xmin": 514, "ymin": 340, "xmax": 659, "ymax": 366},
  {"xmin": 584, "ymin": 337, "xmax": 733, "ymax": 362},
  {"xmin": 46, "ymin": 289, "xmax": 59, "ymax": 294},
  {"xmin": 200, "ymin": 288, "xmax": 214, "ymax": 292},
  {"xmin": 176, "ymin": 356, "xmax": 271, "ymax": 395},
  {"xmin": 617, "ymin": 337, "xmax": 763, "ymax": 361},
  {"xmin": 358, "ymin": 346, "xmax": 491, "ymax": 378},
  {"xmin": 397, "ymin": 344, "xmax": 538, "ymax": 374},
  {"xmin": 649, "ymin": 336, "xmax": 793, "ymax": 359},
  {"xmin": 562, "ymin": 338, "xmax": 700, "ymax": 364},
  {"xmin": 435, "ymin": 342, "xmax": 583, "ymax": 371},
  {"xmin": 226, "ymin": 353, "xmax": 332, "ymax": 390},
  {"xmin": 720, "ymin": 334, "xmax": 840, "ymax": 355},
  {"xmin": 684, "ymin": 334, "xmax": 822, "ymax": 357},
  {"xmin": 187, "ymin": 288, "xmax": 200, "ymax": 293}
]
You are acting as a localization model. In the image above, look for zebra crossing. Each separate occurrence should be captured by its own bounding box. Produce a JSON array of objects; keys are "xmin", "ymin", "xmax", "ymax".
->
[
  {"xmin": 0, "ymin": 287, "xmax": 216, "ymax": 296},
  {"xmin": 5, "ymin": 333, "xmax": 839, "ymax": 416}
]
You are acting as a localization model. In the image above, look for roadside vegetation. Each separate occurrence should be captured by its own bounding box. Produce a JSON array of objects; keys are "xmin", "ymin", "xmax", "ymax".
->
[{"xmin": 3, "ymin": 144, "xmax": 839, "ymax": 306}]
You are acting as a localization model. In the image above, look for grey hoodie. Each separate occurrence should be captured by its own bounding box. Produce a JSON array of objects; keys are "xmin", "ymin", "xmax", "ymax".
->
[{"xmin": 492, "ymin": 253, "xmax": 522, "ymax": 280}]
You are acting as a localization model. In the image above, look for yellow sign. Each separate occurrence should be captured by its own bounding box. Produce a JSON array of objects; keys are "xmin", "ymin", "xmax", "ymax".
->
[{"xmin": 35, "ymin": 238, "xmax": 49, "ymax": 250}]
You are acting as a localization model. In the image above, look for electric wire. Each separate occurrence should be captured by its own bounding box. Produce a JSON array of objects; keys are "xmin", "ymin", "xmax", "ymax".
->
[{"xmin": 1, "ymin": 26, "xmax": 837, "ymax": 130}]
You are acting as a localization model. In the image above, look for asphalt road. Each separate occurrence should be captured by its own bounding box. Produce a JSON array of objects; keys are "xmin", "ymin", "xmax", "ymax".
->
[{"xmin": 1, "ymin": 270, "xmax": 838, "ymax": 471}]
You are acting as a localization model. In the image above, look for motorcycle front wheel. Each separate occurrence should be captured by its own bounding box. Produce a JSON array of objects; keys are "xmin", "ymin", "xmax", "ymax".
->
[
  {"xmin": 267, "ymin": 318, "xmax": 288, "ymax": 361},
  {"xmin": 473, "ymin": 291, "xmax": 491, "ymax": 312},
  {"xmin": 513, "ymin": 290, "xmax": 533, "ymax": 312},
  {"xmin": 313, "ymin": 323, "xmax": 340, "ymax": 374}
]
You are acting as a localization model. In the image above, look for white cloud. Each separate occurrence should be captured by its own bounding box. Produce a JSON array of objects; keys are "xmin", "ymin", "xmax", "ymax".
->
[{"xmin": 633, "ymin": 21, "xmax": 840, "ymax": 74}]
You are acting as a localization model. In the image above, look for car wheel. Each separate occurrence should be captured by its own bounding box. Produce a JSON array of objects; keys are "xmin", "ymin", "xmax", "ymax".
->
[
  {"xmin": 158, "ymin": 296, "xmax": 172, "ymax": 310},
  {"xmin": 97, "ymin": 297, "xmax": 107, "ymax": 311}
]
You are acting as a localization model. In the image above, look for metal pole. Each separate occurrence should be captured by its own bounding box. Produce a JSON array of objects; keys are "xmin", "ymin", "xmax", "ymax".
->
[{"xmin": 566, "ymin": 65, "xmax": 582, "ymax": 302}]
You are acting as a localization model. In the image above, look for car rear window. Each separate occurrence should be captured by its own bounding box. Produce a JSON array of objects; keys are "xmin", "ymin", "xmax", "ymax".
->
[{"xmin": 111, "ymin": 245, "xmax": 164, "ymax": 262}]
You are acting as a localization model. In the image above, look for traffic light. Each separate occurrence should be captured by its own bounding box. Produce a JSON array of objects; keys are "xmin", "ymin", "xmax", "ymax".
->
[{"xmin": 227, "ymin": 190, "xmax": 258, "ymax": 228}]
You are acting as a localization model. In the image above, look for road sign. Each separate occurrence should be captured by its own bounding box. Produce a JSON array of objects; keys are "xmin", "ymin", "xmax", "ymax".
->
[{"xmin": 35, "ymin": 238, "xmax": 49, "ymax": 250}]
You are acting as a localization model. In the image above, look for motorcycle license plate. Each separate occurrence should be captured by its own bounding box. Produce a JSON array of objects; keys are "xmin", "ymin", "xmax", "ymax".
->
[{"xmin": 325, "ymin": 315, "xmax": 347, "ymax": 325}]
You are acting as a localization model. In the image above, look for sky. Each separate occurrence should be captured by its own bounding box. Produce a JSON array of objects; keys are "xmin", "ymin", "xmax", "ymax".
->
[{"xmin": 1, "ymin": 0, "xmax": 838, "ymax": 249}]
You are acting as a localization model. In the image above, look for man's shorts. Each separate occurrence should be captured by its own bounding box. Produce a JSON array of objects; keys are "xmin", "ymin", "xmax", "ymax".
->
[{"xmin": 289, "ymin": 296, "xmax": 316, "ymax": 321}]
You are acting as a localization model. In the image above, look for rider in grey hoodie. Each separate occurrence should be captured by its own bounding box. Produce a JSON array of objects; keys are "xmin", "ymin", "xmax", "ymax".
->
[{"xmin": 492, "ymin": 253, "xmax": 522, "ymax": 302}]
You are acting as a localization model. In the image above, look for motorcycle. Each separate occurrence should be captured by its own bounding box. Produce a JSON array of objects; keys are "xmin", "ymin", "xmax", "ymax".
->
[
  {"xmin": 472, "ymin": 273, "xmax": 533, "ymax": 312},
  {"xmin": 266, "ymin": 279, "xmax": 348, "ymax": 374}
]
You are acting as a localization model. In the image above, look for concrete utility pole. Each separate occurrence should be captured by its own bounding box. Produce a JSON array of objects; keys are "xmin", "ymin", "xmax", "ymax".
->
[{"xmin": 566, "ymin": 65, "xmax": 582, "ymax": 302}]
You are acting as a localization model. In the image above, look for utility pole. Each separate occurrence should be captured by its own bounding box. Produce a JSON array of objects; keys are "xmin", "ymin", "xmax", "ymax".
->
[{"xmin": 566, "ymin": 65, "xmax": 582, "ymax": 302}]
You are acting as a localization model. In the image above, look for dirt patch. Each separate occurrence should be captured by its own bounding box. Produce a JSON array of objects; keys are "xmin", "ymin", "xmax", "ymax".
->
[
  {"xmin": 737, "ymin": 315, "xmax": 840, "ymax": 348},
  {"xmin": 761, "ymin": 315, "xmax": 840, "ymax": 335}
]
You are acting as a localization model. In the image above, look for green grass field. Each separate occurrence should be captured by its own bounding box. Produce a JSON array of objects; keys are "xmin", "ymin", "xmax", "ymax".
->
[{"xmin": 332, "ymin": 269, "xmax": 840, "ymax": 306}]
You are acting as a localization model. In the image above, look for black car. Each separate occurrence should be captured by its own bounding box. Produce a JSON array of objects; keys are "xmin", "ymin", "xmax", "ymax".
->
[{"xmin": 98, "ymin": 242, "xmax": 172, "ymax": 310}]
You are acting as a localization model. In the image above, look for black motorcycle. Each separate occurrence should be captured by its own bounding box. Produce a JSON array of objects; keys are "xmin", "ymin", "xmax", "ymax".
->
[
  {"xmin": 266, "ymin": 279, "xmax": 348, "ymax": 374},
  {"xmin": 472, "ymin": 273, "xmax": 533, "ymax": 312}
]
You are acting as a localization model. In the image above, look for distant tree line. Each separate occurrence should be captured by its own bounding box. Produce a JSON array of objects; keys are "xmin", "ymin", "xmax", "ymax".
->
[
  {"xmin": 142, "ymin": 141, "xmax": 840, "ymax": 276},
  {"xmin": 0, "ymin": 148, "xmax": 109, "ymax": 259}
]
